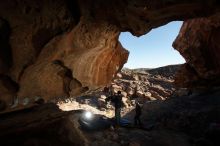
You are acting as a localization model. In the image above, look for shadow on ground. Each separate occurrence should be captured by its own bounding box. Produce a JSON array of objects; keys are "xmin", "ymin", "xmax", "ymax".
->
[{"xmin": 122, "ymin": 88, "xmax": 220, "ymax": 146}]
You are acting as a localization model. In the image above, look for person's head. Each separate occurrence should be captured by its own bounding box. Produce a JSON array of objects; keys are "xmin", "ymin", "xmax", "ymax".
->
[{"xmin": 117, "ymin": 91, "xmax": 121, "ymax": 94}]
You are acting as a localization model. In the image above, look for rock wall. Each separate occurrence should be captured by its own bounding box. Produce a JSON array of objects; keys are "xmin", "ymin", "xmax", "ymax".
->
[
  {"xmin": 173, "ymin": 14, "xmax": 220, "ymax": 88},
  {"xmin": 0, "ymin": 0, "xmax": 220, "ymax": 110},
  {"xmin": 18, "ymin": 19, "xmax": 128, "ymax": 101},
  {"xmin": 0, "ymin": 0, "xmax": 129, "ymax": 108}
]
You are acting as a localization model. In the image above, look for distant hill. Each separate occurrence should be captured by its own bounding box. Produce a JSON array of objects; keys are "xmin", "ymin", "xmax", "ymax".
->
[{"xmin": 123, "ymin": 64, "xmax": 181, "ymax": 79}]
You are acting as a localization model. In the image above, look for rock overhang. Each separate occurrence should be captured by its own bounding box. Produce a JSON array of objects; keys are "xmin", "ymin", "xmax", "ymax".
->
[{"xmin": 0, "ymin": 0, "xmax": 220, "ymax": 111}]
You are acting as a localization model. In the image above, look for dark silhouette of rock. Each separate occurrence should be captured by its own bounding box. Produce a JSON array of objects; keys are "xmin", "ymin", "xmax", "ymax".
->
[{"xmin": 174, "ymin": 15, "xmax": 220, "ymax": 88}]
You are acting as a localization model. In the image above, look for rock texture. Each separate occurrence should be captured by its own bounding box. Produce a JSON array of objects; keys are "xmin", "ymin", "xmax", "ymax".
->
[
  {"xmin": 0, "ymin": 104, "xmax": 88, "ymax": 146},
  {"xmin": 18, "ymin": 19, "xmax": 128, "ymax": 101},
  {"xmin": 0, "ymin": 0, "xmax": 220, "ymax": 111},
  {"xmin": 0, "ymin": 0, "xmax": 129, "ymax": 109},
  {"xmin": 174, "ymin": 15, "xmax": 220, "ymax": 88},
  {"xmin": 71, "ymin": 65, "xmax": 180, "ymax": 112},
  {"xmin": 112, "ymin": 65, "xmax": 180, "ymax": 101}
]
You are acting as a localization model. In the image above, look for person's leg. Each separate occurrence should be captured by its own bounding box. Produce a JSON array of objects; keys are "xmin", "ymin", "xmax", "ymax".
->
[
  {"xmin": 137, "ymin": 117, "xmax": 140, "ymax": 126},
  {"xmin": 138, "ymin": 115, "xmax": 142, "ymax": 126},
  {"xmin": 115, "ymin": 108, "xmax": 118, "ymax": 125},
  {"xmin": 134, "ymin": 115, "xmax": 137, "ymax": 125},
  {"xmin": 118, "ymin": 108, "xmax": 121, "ymax": 125},
  {"xmin": 117, "ymin": 108, "xmax": 120, "ymax": 125},
  {"xmin": 115, "ymin": 108, "xmax": 121, "ymax": 125}
]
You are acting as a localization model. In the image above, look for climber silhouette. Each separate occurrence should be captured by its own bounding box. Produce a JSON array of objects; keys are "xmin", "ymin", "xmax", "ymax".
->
[
  {"xmin": 106, "ymin": 91, "xmax": 123, "ymax": 126},
  {"xmin": 134, "ymin": 101, "xmax": 142, "ymax": 126}
]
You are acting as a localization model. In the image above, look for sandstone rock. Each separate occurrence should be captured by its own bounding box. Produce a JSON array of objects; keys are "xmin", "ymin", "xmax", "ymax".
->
[
  {"xmin": 133, "ymin": 75, "xmax": 139, "ymax": 81},
  {"xmin": 18, "ymin": 62, "xmax": 70, "ymax": 101},
  {"xmin": 116, "ymin": 73, "xmax": 122, "ymax": 79},
  {"xmin": 147, "ymin": 96, "xmax": 157, "ymax": 101},
  {"xmin": 122, "ymin": 97, "xmax": 129, "ymax": 108},
  {"xmin": 150, "ymin": 91, "xmax": 165, "ymax": 100},
  {"xmin": 144, "ymin": 92, "xmax": 152, "ymax": 97},
  {"xmin": 121, "ymin": 91, "xmax": 127, "ymax": 98},
  {"xmin": 136, "ymin": 85, "xmax": 141, "ymax": 91},
  {"xmin": 143, "ymin": 92, "xmax": 157, "ymax": 101},
  {"xmin": 174, "ymin": 15, "xmax": 220, "ymax": 88},
  {"xmin": 1, "ymin": 0, "xmax": 220, "ymax": 111},
  {"xmin": 129, "ymin": 87, "xmax": 135, "ymax": 93},
  {"xmin": 149, "ymin": 85, "xmax": 170, "ymax": 98},
  {"xmin": 130, "ymin": 82, "xmax": 137, "ymax": 89},
  {"xmin": 136, "ymin": 91, "xmax": 144, "ymax": 97},
  {"xmin": 0, "ymin": 0, "xmax": 130, "ymax": 107},
  {"xmin": 111, "ymin": 84, "xmax": 123, "ymax": 94},
  {"xmin": 98, "ymin": 98, "xmax": 106, "ymax": 108},
  {"xmin": 111, "ymin": 84, "xmax": 122, "ymax": 90},
  {"xmin": 121, "ymin": 72, "xmax": 133, "ymax": 80},
  {"xmin": 126, "ymin": 87, "xmax": 134, "ymax": 95},
  {"xmin": 100, "ymin": 95, "xmax": 107, "ymax": 100}
]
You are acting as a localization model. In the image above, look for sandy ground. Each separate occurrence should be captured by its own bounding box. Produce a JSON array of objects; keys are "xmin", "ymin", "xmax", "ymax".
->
[{"xmin": 57, "ymin": 101, "xmax": 134, "ymax": 118}]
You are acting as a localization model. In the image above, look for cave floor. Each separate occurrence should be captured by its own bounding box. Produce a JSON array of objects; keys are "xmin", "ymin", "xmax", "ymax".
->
[{"xmin": 0, "ymin": 89, "xmax": 219, "ymax": 146}]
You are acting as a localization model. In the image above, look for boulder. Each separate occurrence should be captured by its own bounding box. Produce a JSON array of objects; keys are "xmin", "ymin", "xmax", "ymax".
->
[
  {"xmin": 100, "ymin": 95, "xmax": 107, "ymax": 100},
  {"xmin": 133, "ymin": 75, "xmax": 139, "ymax": 81},
  {"xmin": 98, "ymin": 98, "xmax": 105, "ymax": 108},
  {"xmin": 122, "ymin": 97, "xmax": 129, "ymax": 108},
  {"xmin": 144, "ymin": 92, "xmax": 152, "ymax": 97},
  {"xmin": 116, "ymin": 73, "xmax": 122, "ymax": 79},
  {"xmin": 121, "ymin": 91, "xmax": 127, "ymax": 98},
  {"xmin": 126, "ymin": 87, "xmax": 134, "ymax": 95},
  {"xmin": 136, "ymin": 91, "xmax": 144, "ymax": 97},
  {"xmin": 149, "ymin": 85, "xmax": 170, "ymax": 98},
  {"xmin": 150, "ymin": 91, "xmax": 165, "ymax": 100}
]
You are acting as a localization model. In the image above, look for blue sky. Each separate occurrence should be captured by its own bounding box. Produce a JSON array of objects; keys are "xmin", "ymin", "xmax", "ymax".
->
[{"xmin": 119, "ymin": 21, "xmax": 185, "ymax": 69}]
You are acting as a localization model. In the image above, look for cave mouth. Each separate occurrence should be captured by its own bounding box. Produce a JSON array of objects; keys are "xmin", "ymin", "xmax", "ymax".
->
[{"xmin": 119, "ymin": 21, "xmax": 185, "ymax": 69}]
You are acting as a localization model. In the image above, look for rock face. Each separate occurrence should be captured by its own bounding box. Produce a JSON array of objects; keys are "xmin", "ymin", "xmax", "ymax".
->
[
  {"xmin": 0, "ymin": 0, "xmax": 129, "ymax": 108},
  {"xmin": 0, "ymin": 0, "xmax": 220, "ymax": 111},
  {"xmin": 18, "ymin": 19, "xmax": 128, "ymax": 101},
  {"xmin": 173, "ymin": 15, "xmax": 220, "ymax": 88}
]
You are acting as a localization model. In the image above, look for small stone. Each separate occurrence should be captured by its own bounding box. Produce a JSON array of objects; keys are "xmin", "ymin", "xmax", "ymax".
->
[{"xmin": 100, "ymin": 95, "xmax": 107, "ymax": 99}]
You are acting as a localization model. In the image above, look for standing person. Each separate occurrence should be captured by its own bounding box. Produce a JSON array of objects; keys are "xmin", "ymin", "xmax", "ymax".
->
[
  {"xmin": 134, "ymin": 101, "xmax": 142, "ymax": 126},
  {"xmin": 106, "ymin": 91, "xmax": 123, "ymax": 126}
]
